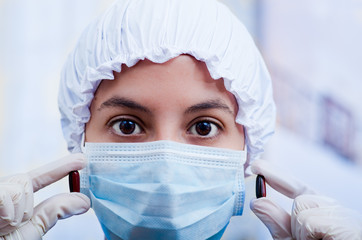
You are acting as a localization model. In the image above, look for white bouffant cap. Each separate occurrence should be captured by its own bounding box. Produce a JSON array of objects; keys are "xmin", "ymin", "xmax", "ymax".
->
[{"xmin": 58, "ymin": 0, "xmax": 276, "ymax": 166}]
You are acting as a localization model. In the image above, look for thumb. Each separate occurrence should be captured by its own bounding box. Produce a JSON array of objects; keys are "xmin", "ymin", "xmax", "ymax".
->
[
  {"xmin": 250, "ymin": 197, "xmax": 294, "ymax": 240},
  {"xmin": 29, "ymin": 192, "xmax": 90, "ymax": 236}
]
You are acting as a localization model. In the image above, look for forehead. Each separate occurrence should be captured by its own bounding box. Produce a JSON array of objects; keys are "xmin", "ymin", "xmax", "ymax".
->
[{"xmin": 93, "ymin": 55, "xmax": 237, "ymax": 113}]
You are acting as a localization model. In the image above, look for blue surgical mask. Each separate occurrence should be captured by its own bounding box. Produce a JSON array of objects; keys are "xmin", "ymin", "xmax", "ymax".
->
[{"xmin": 81, "ymin": 140, "xmax": 246, "ymax": 240}]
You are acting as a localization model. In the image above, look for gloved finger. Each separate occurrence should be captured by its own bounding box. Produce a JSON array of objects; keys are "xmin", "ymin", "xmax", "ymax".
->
[
  {"xmin": 291, "ymin": 194, "xmax": 337, "ymax": 237},
  {"xmin": 0, "ymin": 183, "xmax": 25, "ymax": 229},
  {"xmin": 250, "ymin": 159, "xmax": 315, "ymax": 199},
  {"xmin": 0, "ymin": 185, "xmax": 15, "ymax": 231},
  {"xmin": 293, "ymin": 207, "xmax": 356, "ymax": 240},
  {"xmin": 3, "ymin": 221, "xmax": 43, "ymax": 240},
  {"xmin": 250, "ymin": 197, "xmax": 293, "ymax": 240},
  {"xmin": 28, "ymin": 153, "xmax": 86, "ymax": 192},
  {"xmin": 291, "ymin": 195, "xmax": 362, "ymax": 240},
  {"xmin": 7, "ymin": 174, "xmax": 34, "ymax": 223},
  {"xmin": 0, "ymin": 174, "xmax": 34, "ymax": 236},
  {"xmin": 10, "ymin": 186, "xmax": 26, "ymax": 228},
  {"xmin": 31, "ymin": 192, "xmax": 90, "ymax": 236},
  {"xmin": 293, "ymin": 207, "xmax": 331, "ymax": 240}
]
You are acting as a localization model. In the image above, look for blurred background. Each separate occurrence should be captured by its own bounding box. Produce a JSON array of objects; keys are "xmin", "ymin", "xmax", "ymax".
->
[{"xmin": 0, "ymin": 0, "xmax": 361, "ymax": 239}]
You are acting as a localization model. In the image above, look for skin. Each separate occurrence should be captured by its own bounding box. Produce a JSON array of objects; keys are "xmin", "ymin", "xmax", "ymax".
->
[{"xmin": 85, "ymin": 55, "xmax": 245, "ymax": 150}]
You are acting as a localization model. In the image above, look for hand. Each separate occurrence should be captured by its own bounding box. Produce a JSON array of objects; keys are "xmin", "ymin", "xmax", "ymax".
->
[
  {"xmin": 0, "ymin": 154, "xmax": 90, "ymax": 240},
  {"xmin": 250, "ymin": 159, "xmax": 362, "ymax": 240}
]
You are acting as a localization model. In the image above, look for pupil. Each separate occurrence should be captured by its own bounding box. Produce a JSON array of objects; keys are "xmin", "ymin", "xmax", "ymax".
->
[
  {"xmin": 196, "ymin": 122, "xmax": 211, "ymax": 135},
  {"xmin": 119, "ymin": 120, "xmax": 135, "ymax": 134}
]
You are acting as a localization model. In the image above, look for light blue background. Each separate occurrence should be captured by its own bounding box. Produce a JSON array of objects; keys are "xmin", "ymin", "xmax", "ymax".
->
[{"xmin": 0, "ymin": 0, "xmax": 361, "ymax": 239}]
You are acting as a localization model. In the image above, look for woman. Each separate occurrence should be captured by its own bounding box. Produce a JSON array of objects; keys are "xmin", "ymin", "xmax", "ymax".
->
[{"xmin": 0, "ymin": 0, "xmax": 361, "ymax": 239}]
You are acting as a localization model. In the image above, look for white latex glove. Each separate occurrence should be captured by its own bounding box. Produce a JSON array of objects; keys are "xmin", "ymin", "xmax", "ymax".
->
[
  {"xmin": 250, "ymin": 159, "xmax": 362, "ymax": 240},
  {"xmin": 0, "ymin": 154, "xmax": 90, "ymax": 240}
]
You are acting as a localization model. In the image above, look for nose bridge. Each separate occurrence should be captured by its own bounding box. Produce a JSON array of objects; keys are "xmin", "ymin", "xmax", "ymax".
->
[
  {"xmin": 154, "ymin": 128, "xmax": 180, "ymax": 142},
  {"xmin": 153, "ymin": 119, "xmax": 183, "ymax": 143}
]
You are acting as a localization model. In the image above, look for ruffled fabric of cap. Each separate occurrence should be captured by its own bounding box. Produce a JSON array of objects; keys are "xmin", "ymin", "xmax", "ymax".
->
[{"xmin": 58, "ymin": 0, "xmax": 276, "ymax": 166}]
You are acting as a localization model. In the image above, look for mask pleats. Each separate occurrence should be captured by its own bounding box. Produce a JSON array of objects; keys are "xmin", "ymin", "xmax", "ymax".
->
[{"xmin": 82, "ymin": 141, "xmax": 246, "ymax": 240}]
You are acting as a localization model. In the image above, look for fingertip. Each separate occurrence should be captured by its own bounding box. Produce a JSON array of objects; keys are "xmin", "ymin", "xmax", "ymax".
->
[
  {"xmin": 71, "ymin": 192, "xmax": 91, "ymax": 210},
  {"xmin": 250, "ymin": 159, "xmax": 263, "ymax": 175},
  {"xmin": 72, "ymin": 153, "xmax": 87, "ymax": 166},
  {"xmin": 249, "ymin": 197, "xmax": 265, "ymax": 212},
  {"xmin": 63, "ymin": 153, "xmax": 87, "ymax": 170},
  {"xmin": 249, "ymin": 197, "xmax": 257, "ymax": 210},
  {"xmin": 72, "ymin": 153, "xmax": 86, "ymax": 162}
]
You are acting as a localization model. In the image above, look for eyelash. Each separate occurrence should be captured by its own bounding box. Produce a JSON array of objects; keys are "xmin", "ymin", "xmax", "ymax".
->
[
  {"xmin": 187, "ymin": 118, "xmax": 223, "ymax": 139},
  {"xmin": 108, "ymin": 116, "xmax": 145, "ymax": 136}
]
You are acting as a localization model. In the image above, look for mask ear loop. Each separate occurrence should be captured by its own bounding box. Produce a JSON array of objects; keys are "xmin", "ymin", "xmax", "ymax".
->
[
  {"xmin": 243, "ymin": 125, "xmax": 254, "ymax": 177},
  {"xmin": 242, "ymin": 125, "xmax": 247, "ymax": 151},
  {"xmin": 80, "ymin": 132, "xmax": 86, "ymax": 153}
]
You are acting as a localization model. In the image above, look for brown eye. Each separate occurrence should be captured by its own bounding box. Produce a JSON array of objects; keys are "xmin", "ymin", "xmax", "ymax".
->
[
  {"xmin": 195, "ymin": 122, "xmax": 212, "ymax": 135},
  {"xmin": 189, "ymin": 121, "xmax": 219, "ymax": 138},
  {"xmin": 112, "ymin": 119, "xmax": 142, "ymax": 135}
]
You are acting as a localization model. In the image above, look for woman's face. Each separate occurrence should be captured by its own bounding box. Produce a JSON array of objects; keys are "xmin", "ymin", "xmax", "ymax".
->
[{"xmin": 85, "ymin": 55, "xmax": 245, "ymax": 150}]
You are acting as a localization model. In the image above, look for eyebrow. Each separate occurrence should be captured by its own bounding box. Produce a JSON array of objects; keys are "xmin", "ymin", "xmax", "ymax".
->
[
  {"xmin": 184, "ymin": 99, "xmax": 234, "ymax": 115},
  {"xmin": 98, "ymin": 97, "xmax": 151, "ymax": 114},
  {"xmin": 98, "ymin": 97, "xmax": 234, "ymax": 116}
]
